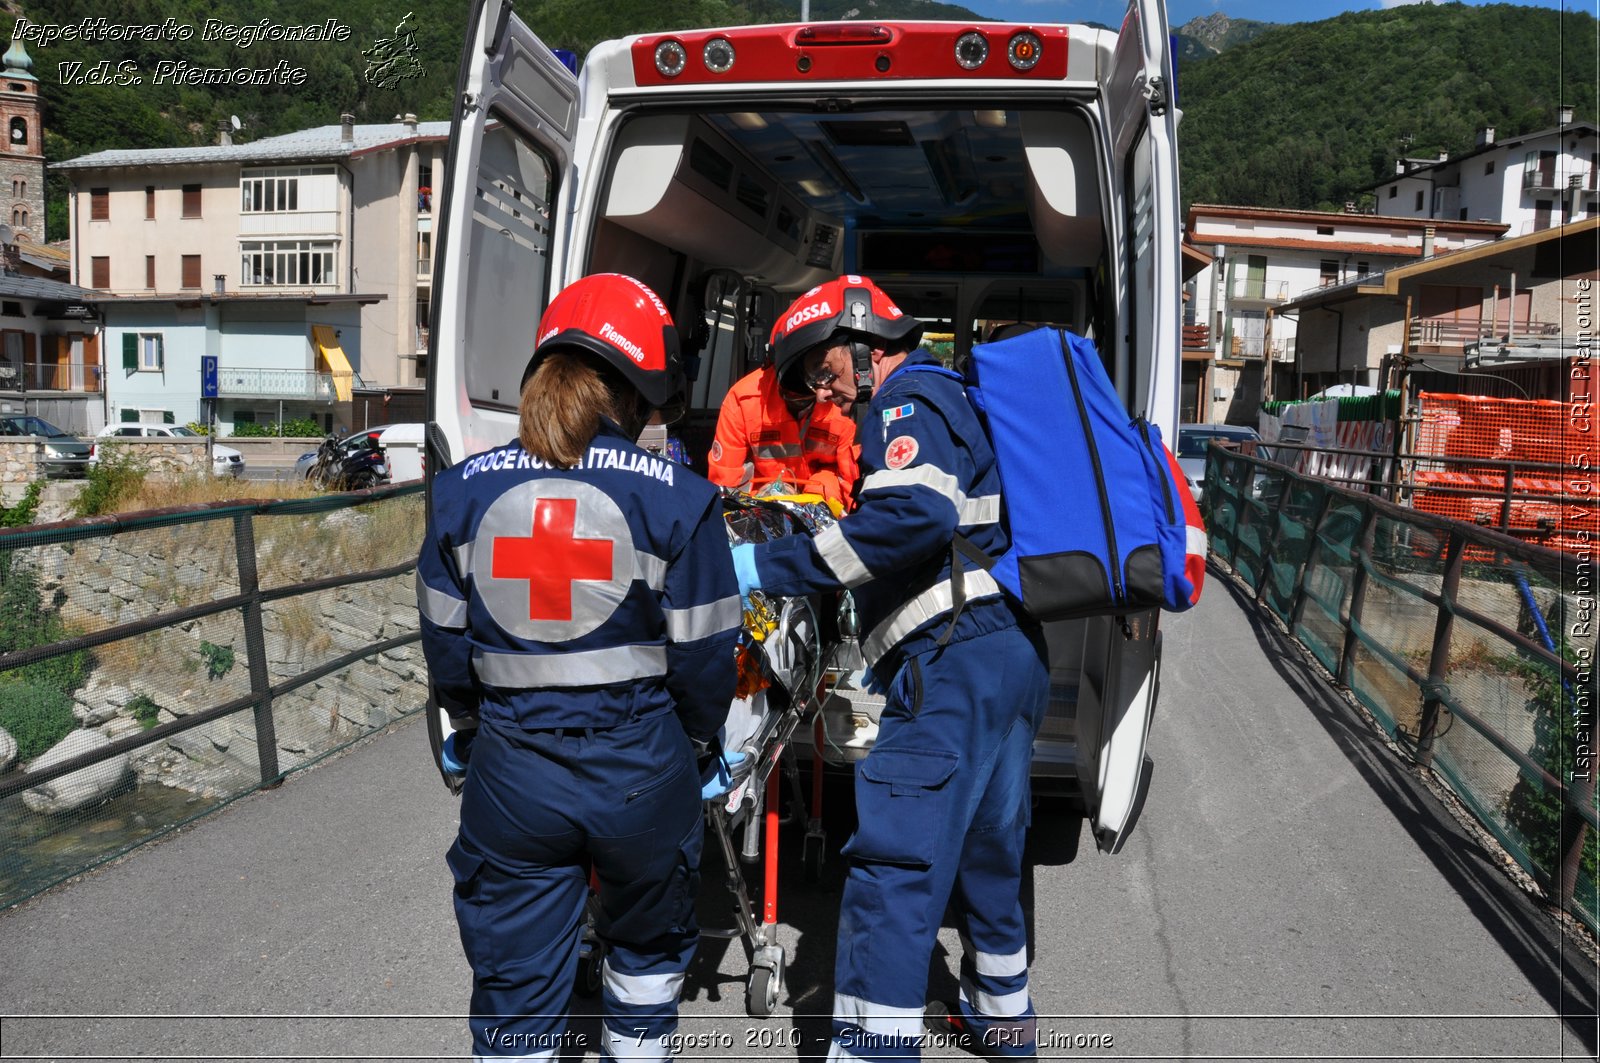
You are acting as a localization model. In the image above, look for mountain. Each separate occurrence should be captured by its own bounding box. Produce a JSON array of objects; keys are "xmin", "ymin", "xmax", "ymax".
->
[
  {"xmin": 1176, "ymin": 3, "xmax": 1598, "ymax": 212},
  {"xmin": 1173, "ymin": 12, "xmax": 1275, "ymax": 63}
]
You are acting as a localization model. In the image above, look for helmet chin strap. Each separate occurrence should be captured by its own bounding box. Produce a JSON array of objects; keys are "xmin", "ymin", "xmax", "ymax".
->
[{"xmin": 851, "ymin": 340, "xmax": 874, "ymax": 403}]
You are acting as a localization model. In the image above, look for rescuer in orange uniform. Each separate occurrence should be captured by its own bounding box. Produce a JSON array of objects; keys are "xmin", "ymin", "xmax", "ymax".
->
[{"xmin": 706, "ymin": 288, "xmax": 861, "ymax": 509}]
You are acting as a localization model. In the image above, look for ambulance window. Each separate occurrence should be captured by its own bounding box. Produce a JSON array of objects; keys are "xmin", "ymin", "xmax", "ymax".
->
[
  {"xmin": 1124, "ymin": 126, "xmax": 1156, "ymax": 414},
  {"xmin": 463, "ymin": 116, "xmax": 556, "ymax": 408}
]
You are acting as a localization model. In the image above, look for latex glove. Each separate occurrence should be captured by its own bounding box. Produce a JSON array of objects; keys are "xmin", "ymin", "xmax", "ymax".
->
[
  {"xmin": 730, "ymin": 543, "xmax": 762, "ymax": 601},
  {"xmin": 699, "ymin": 750, "xmax": 748, "ymax": 801},
  {"xmin": 440, "ymin": 729, "xmax": 476, "ymax": 776},
  {"xmin": 858, "ymin": 666, "xmax": 889, "ymax": 697}
]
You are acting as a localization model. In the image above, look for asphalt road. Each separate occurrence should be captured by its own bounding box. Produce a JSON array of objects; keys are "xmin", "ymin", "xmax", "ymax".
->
[{"xmin": 2, "ymin": 569, "xmax": 1595, "ymax": 1062}]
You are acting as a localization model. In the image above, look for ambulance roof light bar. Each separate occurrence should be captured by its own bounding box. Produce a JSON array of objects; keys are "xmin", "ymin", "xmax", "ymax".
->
[{"xmin": 633, "ymin": 23, "xmax": 1067, "ymax": 86}]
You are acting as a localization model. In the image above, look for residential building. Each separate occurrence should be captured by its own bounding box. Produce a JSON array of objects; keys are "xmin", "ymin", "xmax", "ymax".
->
[
  {"xmin": 53, "ymin": 114, "xmax": 444, "ymax": 391},
  {"xmin": 100, "ymin": 292, "xmax": 381, "ymax": 433},
  {"xmin": 1185, "ymin": 205, "xmax": 1508, "ymax": 421},
  {"xmin": 1277, "ymin": 218, "xmax": 1598, "ymax": 404},
  {"xmin": 0, "ymin": 262, "xmax": 104, "ymax": 434},
  {"xmin": 1372, "ymin": 107, "xmax": 1598, "ymax": 236}
]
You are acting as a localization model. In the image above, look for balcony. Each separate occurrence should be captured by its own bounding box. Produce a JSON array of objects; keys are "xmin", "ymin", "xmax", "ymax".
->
[
  {"xmin": 0, "ymin": 363, "xmax": 102, "ymax": 392},
  {"xmin": 1182, "ymin": 323, "xmax": 1211, "ymax": 350},
  {"xmin": 1522, "ymin": 171, "xmax": 1561, "ymax": 196},
  {"xmin": 215, "ymin": 367, "xmax": 365, "ymax": 401},
  {"xmin": 1410, "ymin": 318, "xmax": 1561, "ymax": 351},
  {"xmin": 1231, "ymin": 279, "xmax": 1290, "ymax": 302}
]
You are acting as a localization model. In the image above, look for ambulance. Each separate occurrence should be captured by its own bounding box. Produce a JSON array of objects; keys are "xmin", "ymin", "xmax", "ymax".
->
[{"xmin": 425, "ymin": 0, "xmax": 1182, "ymax": 856}]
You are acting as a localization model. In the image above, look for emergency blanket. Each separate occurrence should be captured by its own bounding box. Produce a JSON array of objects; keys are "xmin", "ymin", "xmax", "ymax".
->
[{"xmin": 720, "ymin": 489, "xmax": 836, "ymax": 754}]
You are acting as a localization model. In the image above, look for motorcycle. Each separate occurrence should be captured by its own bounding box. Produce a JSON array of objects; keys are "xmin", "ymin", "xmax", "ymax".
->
[{"xmin": 304, "ymin": 432, "xmax": 388, "ymax": 490}]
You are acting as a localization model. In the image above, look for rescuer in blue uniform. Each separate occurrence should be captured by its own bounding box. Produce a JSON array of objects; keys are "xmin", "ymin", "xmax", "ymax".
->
[
  {"xmin": 733, "ymin": 276, "xmax": 1051, "ymax": 1060},
  {"xmin": 416, "ymin": 274, "xmax": 742, "ymax": 1062}
]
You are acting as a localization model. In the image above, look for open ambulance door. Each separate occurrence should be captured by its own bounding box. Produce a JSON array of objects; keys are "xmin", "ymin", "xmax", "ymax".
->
[
  {"xmin": 424, "ymin": 0, "xmax": 579, "ymax": 792},
  {"xmin": 1074, "ymin": 0, "xmax": 1181, "ymax": 853}
]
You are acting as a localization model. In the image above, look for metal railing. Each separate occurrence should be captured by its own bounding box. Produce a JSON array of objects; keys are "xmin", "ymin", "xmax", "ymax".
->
[
  {"xmin": 0, "ymin": 363, "xmax": 103, "ymax": 393},
  {"xmin": 215, "ymin": 367, "xmax": 364, "ymax": 401},
  {"xmin": 1205, "ymin": 447, "xmax": 1596, "ymax": 928},
  {"xmin": 0, "ymin": 484, "xmax": 427, "ymax": 910},
  {"xmin": 1410, "ymin": 319, "xmax": 1562, "ymax": 348}
]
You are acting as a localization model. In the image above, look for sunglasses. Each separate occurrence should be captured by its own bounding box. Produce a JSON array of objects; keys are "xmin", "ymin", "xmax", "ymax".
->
[{"xmin": 802, "ymin": 367, "xmax": 841, "ymax": 392}]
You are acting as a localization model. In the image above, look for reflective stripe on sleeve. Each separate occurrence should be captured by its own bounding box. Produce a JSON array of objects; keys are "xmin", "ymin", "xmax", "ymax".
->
[
  {"xmin": 813, "ymin": 523, "xmax": 873, "ymax": 588},
  {"xmin": 415, "ymin": 576, "xmax": 468, "ymax": 629},
  {"xmin": 862, "ymin": 568, "xmax": 1003, "ymax": 666},
  {"xmin": 1187, "ymin": 523, "xmax": 1208, "ymax": 556},
  {"xmin": 664, "ymin": 596, "xmax": 742, "ymax": 642},
  {"xmin": 472, "ymin": 644, "xmax": 667, "ymax": 688},
  {"xmin": 753, "ymin": 443, "xmax": 801, "ymax": 459},
  {"xmin": 860, "ymin": 468, "xmax": 999, "ymax": 527}
]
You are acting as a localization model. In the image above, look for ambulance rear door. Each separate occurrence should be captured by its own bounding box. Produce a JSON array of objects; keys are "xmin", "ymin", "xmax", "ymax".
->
[
  {"xmin": 1073, "ymin": 0, "xmax": 1181, "ymax": 855},
  {"xmin": 428, "ymin": 0, "xmax": 579, "ymax": 469},
  {"xmin": 424, "ymin": 0, "xmax": 578, "ymax": 790}
]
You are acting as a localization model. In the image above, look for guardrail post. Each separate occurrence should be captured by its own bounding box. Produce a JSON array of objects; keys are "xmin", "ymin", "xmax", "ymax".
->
[
  {"xmin": 234, "ymin": 512, "xmax": 280, "ymax": 784},
  {"xmin": 1414, "ymin": 530, "xmax": 1465, "ymax": 768},
  {"xmin": 1286, "ymin": 484, "xmax": 1336, "ymax": 632},
  {"xmin": 1335, "ymin": 503, "xmax": 1380, "ymax": 688},
  {"xmin": 1254, "ymin": 462, "xmax": 1296, "ymax": 607}
]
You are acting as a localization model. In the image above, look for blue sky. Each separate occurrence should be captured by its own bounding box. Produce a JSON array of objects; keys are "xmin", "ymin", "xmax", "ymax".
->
[{"xmin": 973, "ymin": 0, "xmax": 1590, "ymax": 28}]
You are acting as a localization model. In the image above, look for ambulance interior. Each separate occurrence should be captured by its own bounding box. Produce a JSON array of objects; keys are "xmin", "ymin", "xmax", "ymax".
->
[{"xmin": 575, "ymin": 102, "xmax": 1111, "ymax": 469}]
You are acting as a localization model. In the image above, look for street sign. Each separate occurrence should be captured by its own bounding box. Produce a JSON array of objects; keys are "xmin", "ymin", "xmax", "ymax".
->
[{"xmin": 201, "ymin": 355, "xmax": 218, "ymax": 399}]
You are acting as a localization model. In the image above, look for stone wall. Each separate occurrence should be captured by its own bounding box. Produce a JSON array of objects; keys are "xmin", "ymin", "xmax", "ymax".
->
[
  {"xmin": 0, "ymin": 440, "xmax": 42, "ymax": 501},
  {"xmin": 91, "ymin": 438, "xmax": 211, "ymax": 477},
  {"xmin": 1, "ymin": 492, "xmax": 428, "ymax": 808}
]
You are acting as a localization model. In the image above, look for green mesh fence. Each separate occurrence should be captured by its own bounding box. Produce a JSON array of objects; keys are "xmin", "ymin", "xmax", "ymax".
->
[
  {"xmin": 0, "ymin": 484, "xmax": 428, "ymax": 910},
  {"xmin": 1205, "ymin": 450, "xmax": 1598, "ymax": 930}
]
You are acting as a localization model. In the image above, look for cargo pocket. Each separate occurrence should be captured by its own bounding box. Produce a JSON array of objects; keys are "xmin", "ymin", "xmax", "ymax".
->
[
  {"xmin": 843, "ymin": 748, "xmax": 959, "ymax": 868},
  {"xmin": 445, "ymin": 838, "xmax": 492, "ymax": 972}
]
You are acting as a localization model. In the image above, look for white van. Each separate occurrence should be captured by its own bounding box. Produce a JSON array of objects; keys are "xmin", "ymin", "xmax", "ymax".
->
[{"xmin": 427, "ymin": 0, "xmax": 1183, "ymax": 856}]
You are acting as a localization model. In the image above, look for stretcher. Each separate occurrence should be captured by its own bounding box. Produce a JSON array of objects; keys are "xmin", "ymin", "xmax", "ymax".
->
[{"xmin": 701, "ymin": 494, "xmax": 845, "ymax": 1017}]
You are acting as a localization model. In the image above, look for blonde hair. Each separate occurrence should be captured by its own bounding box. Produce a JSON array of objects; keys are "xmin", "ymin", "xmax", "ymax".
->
[{"xmin": 519, "ymin": 352, "xmax": 623, "ymax": 467}]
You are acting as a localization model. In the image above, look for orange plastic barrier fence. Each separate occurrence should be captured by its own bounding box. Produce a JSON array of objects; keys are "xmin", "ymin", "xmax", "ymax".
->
[{"xmin": 1414, "ymin": 392, "xmax": 1598, "ymax": 556}]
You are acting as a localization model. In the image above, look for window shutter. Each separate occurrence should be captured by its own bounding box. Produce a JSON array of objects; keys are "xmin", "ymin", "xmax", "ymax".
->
[{"xmin": 122, "ymin": 332, "xmax": 137, "ymax": 370}]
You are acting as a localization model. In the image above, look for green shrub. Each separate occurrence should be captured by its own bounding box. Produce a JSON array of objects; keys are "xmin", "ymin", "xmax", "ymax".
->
[
  {"xmin": 125, "ymin": 693, "xmax": 161, "ymax": 730},
  {"xmin": 184, "ymin": 422, "xmax": 210, "ymax": 436},
  {"xmin": 72, "ymin": 448, "xmax": 148, "ymax": 518},
  {"xmin": 227, "ymin": 418, "xmax": 321, "ymax": 439},
  {"xmin": 1502, "ymin": 646, "xmax": 1598, "ymax": 892},
  {"xmin": 0, "ymin": 481, "xmax": 43, "ymax": 529},
  {"xmin": 199, "ymin": 640, "xmax": 235, "ymax": 680},
  {"xmin": 0, "ymin": 680, "xmax": 77, "ymax": 760},
  {"xmin": 0, "ymin": 559, "xmax": 88, "ymax": 692}
]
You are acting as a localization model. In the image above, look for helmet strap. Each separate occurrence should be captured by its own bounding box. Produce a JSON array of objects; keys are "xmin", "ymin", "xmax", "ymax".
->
[{"xmin": 851, "ymin": 340, "xmax": 873, "ymax": 403}]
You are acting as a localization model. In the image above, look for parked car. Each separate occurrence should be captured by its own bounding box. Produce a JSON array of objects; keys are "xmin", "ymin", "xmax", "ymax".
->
[
  {"xmin": 1175, "ymin": 423, "xmax": 1261, "ymax": 503},
  {"xmin": 0, "ymin": 415, "xmax": 93, "ymax": 477},
  {"xmin": 294, "ymin": 424, "xmax": 424, "ymax": 489},
  {"xmin": 93, "ymin": 423, "xmax": 245, "ymax": 478}
]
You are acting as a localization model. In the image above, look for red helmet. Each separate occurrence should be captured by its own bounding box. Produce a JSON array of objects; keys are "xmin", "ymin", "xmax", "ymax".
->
[
  {"xmin": 531, "ymin": 274, "xmax": 683, "ymax": 410},
  {"xmin": 768, "ymin": 275, "xmax": 923, "ymax": 387}
]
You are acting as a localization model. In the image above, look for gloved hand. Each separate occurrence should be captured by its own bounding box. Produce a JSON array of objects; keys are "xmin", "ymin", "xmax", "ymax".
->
[
  {"xmin": 699, "ymin": 749, "xmax": 748, "ymax": 801},
  {"xmin": 858, "ymin": 666, "xmax": 889, "ymax": 696},
  {"xmin": 730, "ymin": 543, "xmax": 762, "ymax": 602},
  {"xmin": 440, "ymin": 728, "xmax": 476, "ymax": 776}
]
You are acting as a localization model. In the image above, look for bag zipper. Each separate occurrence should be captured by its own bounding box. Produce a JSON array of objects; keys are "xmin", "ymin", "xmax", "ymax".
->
[
  {"xmin": 1058, "ymin": 331, "xmax": 1124, "ymax": 605},
  {"xmin": 1138, "ymin": 419, "xmax": 1177, "ymax": 524}
]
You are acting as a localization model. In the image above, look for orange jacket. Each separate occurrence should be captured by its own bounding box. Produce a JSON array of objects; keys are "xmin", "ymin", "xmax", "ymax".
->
[{"xmin": 707, "ymin": 366, "xmax": 859, "ymax": 507}]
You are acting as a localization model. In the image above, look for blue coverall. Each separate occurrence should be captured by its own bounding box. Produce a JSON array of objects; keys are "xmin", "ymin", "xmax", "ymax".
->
[
  {"xmin": 416, "ymin": 419, "xmax": 741, "ymax": 1061},
  {"xmin": 755, "ymin": 350, "xmax": 1051, "ymax": 1060}
]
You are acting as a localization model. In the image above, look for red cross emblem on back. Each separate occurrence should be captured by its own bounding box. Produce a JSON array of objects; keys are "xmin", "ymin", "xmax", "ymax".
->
[{"xmin": 491, "ymin": 497, "xmax": 614, "ymax": 622}]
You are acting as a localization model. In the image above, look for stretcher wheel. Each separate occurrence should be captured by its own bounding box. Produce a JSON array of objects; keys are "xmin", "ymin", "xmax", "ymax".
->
[
  {"xmin": 577, "ymin": 939, "xmax": 606, "ymax": 997},
  {"xmin": 802, "ymin": 836, "xmax": 825, "ymax": 883},
  {"xmin": 746, "ymin": 966, "xmax": 778, "ymax": 1018}
]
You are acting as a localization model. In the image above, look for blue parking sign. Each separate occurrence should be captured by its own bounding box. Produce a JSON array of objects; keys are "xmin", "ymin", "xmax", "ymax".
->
[{"xmin": 201, "ymin": 355, "xmax": 218, "ymax": 399}]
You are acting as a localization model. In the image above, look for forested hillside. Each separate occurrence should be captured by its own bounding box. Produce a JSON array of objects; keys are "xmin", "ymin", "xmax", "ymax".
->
[
  {"xmin": 1178, "ymin": 3, "xmax": 1598, "ymax": 211},
  {"xmin": 7, "ymin": 1, "xmax": 1596, "ymax": 237}
]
